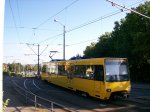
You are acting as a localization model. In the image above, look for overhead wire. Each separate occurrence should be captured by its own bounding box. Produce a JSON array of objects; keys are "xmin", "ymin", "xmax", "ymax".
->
[
  {"xmin": 66, "ymin": 10, "xmax": 122, "ymax": 33},
  {"xmin": 35, "ymin": 0, "xmax": 79, "ymax": 29},
  {"xmin": 6, "ymin": 0, "xmax": 80, "ymax": 48},
  {"xmin": 7, "ymin": 0, "xmax": 146, "ymax": 60},
  {"xmin": 38, "ymin": 10, "xmax": 121, "ymax": 44},
  {"xmin": 16, "ymin": 0, "xmax": 27, "ymax": 58},
  {"xmin": 26, "ymin": 43, "xmax": 38, "ymax": 56},
  {"xmin": 106, "ymin": 0, "xmax": 150, "ymax": 20},
  {"xmin": 17, "ymin": 0, "xmax": 79, "ymax": 44},
  {"xmin": 36, "ymin": 0, "xmax": 147, "ymax": 59},
  {"xmin": 39, "ymin": 10, "xmax": 123, "ymax": 44},
  {"xmin": 8, "ymin": 0, "xmax": 27, "ymax": 63},
  {"xmin": 67, "ymin": 38, "xmax": 98, "ymax": 47},
  {"xmin": 38, "ymin": 33, "xmax": 63, "ymax": 44},
  {"xmin": 40, "ymin": 45, "xmax": 49, "ymax": 56},
  {"xmin": 39, "ymin": 0, "xmax": 146, "ymax": 44},
  {"xmin": 16, "ymin": 0, "xmax": 21, "ymax": 26},
  {"xmin": 8, "ymin": 0, "xmax": 21, "ymax": 42},
  {"xmin": 67, "ymin": 0, "xmax": 147, "ymax": 33},
  {"xmin": 5, "ymin": 26, "xmax": 60, "ymax": 31},
  {"xmin": 52, "ymin": 38, "xmax": 98, "ymax": 55}
]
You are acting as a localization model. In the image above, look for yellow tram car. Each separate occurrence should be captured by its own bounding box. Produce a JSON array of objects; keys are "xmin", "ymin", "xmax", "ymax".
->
[{"xmin": 41, "ymin": 58, "xmax": 131, "ymax": 100}]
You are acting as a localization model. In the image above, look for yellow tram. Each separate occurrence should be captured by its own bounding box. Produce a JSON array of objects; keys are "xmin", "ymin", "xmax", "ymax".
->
[{"xmin": 41, "ymin": 58, "xmax": 131, "ymax": 100}]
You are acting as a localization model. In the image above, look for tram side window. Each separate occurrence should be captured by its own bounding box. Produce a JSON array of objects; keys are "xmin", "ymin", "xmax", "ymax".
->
[
  {"xmin": 73, "ymin": 65, "xmax": 94, "ymax": 80},
  {"xmin": 58, "ymin": 65, "xmax": 66, "ymax": 75},
  {"xmin": 46, "ymin": 65, "xmax": 51, "ymax": 75},
  {"xmin": 50, "ymin": 65, "xmax": 58, "ymax": 75},
  {"xmin": 94, "ymin": 65, "xmax": 104, "ymax": 81},
  {"xmin": 74, "ymin": 65, "xmax": 86, "ymax": 78},
  {"xmin": 85, "ymin": 65, "xmax": 94, "ymax": 79}
]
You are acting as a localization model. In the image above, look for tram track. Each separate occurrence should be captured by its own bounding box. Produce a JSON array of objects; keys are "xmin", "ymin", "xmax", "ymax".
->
[
  {"xmin": 8, "ymin": 76, "xmax": 75, "ymax": 112},
  {"xmin": 24, "ymin": 78, "xmax": 113, "ymax": 112},
  {"xmin": 25, "ymin": 78, "xmax": 142, "ymax": 112},
  {"xmin": 25, "ymin": 78, "xmax": 87, "ymax": 111},
  {"xmin": 8, "ymin": 75, "xmax": 150, "ymax": 112},
  {"xmin": 24, "ymin": 77, "xmax": 150, "ymax": 112},
  {"xmin": 22, "ymin": 77, "xmax": 79, "ymax": 112}
]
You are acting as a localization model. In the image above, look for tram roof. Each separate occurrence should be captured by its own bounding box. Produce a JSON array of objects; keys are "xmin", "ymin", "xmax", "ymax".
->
[{"xmin": 42, "ymin": 57, "xmax": 127, "ymax": 65}]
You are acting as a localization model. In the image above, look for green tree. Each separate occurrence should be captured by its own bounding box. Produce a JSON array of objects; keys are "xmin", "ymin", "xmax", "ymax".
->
[
  {"xmin": 84, "ymin": 1, "xmax": 150, "ymax": 83},
  {"xmin": 84, "ymin": 42, "xmax": 96, "ymax": 58},
  {"xmin": 25, "ymin": 64, "xmax": 32, "ymax": 72},
  {"xmin": 33, "ymin": 64, "xmax": 38, "ymax": 71}
]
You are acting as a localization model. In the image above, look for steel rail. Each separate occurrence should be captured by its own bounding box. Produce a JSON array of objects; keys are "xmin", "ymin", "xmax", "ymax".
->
[
  {"xmin": 33, "ymin": 79, "xmax": 41, "ymax": 89},
  {"xmin": 12, "ymin": 77, "xmax": 77, "ymax": 112}
]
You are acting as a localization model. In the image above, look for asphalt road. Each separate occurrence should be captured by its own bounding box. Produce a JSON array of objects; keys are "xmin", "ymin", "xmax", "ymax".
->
[{"xmin": 3, "ymin": 74, "xmax": 150, "ymax": 112}]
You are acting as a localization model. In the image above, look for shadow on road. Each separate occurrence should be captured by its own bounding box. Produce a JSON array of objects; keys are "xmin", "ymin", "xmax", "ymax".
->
[{"xmin": 3, "ymin": 74, "xmax": 150, "ymax": 112}]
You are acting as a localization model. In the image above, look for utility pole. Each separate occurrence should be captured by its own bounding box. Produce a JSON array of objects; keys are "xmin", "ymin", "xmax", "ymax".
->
[
  {"xmin": 54, "ymin": 19, "xmax": 66, "ymax": 60},
  {"xmin": 63, "ymin": 25, "xmax": 65, "ymax": 60},
  {"xmin": 25, "ymin": 43, "xmax": 48, "ymax": 77},
  {"xmin": 38, "ymin": 44, "xmax": 40, "ymax": 77}
]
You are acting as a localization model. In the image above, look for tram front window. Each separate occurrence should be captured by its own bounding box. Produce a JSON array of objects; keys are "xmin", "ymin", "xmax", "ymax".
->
[{"xmin": 105, "ymin": 60, "xmax": 129, "ymax": 82}]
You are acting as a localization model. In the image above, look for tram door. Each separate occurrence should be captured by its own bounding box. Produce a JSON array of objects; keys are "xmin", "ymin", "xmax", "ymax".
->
[
  {"xmin": 94, "ymin": 65, "xmax": 104, "ymax": 98},
  {"xmin": 66, "ymin": 64, "xmax": 74, "ymax": 90},
  {"xmin": 67, "ymin": 74, "xmax": 74, "ymax": 90}
]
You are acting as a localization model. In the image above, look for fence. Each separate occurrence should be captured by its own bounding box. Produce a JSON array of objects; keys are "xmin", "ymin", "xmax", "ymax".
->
[{"xmin": 12, "ymin": 79, "xmax": 76, "ymax": 112}]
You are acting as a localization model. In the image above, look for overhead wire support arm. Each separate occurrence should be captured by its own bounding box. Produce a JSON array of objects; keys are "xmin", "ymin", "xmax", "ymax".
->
[
  {"xmin": 106, "ymin": 0, "xmax": 150, "ymax": 20},
  {"xmin": 39, "ymin": 45, "xmax": 48, "ymax": 56},
  {"xmin": 25, "ymin": 43, "xmax": 49, "ymax": 77},
  {"xmin": 24, "ymin": 54, "xmax": 36, "ymax": 56},
  {"xmin": 26, "ymin": 43, "xmax": 38, "ymax": 55}
]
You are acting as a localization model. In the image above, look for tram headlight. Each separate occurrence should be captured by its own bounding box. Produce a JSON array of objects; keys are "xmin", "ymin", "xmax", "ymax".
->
[
  {"xmin": 127, "ymin": 86, "xmax": 131, "ymax": 91},
  {"xmin": 106, "ymin": 88, "xmax": 111, "ymax": 92}
]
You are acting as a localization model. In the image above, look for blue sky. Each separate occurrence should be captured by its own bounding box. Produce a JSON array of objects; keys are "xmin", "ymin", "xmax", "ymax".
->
[{"xmin": 3, "ymin": 0, "xmax": 148, "ymax": 64}]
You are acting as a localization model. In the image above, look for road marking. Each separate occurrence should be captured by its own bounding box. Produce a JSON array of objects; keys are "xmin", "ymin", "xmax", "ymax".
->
[
  {"xmin": 24, "ymin": 79, "xmax": 28, "ymax": 89},
  {"xmin": 33, "ymin": 79, "xmax": 41, "ymax": 89}
]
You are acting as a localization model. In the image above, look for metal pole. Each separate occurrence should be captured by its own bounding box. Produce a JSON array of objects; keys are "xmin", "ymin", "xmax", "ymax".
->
[
  {"xmin": 6, "ymin": 57, "xmax": 7, "ymax": 72},
  {"xmin": 25, "ymin": 91, "xmax": 27, "ymax": 104},
  {"xmin": 51, "ymin": 102, "xmax": 53, "ymax": 112},
  {"xmin": 63, "ymin": 25, "xmax": 65, "ymax": 60},
  {"xmin": 54, "ymin": 20, "xmax": 65, "ymax": 60},
  {"xmin": 35, "ymin": 95, "xmax": 37, "ymax": 111},
  {"xmin": 19, "ymin": 63, "xmax": 20, "ymax": 74},
  {"xmin": 38, "ymin": 44, "xmax": 40, "ymax": 77}
]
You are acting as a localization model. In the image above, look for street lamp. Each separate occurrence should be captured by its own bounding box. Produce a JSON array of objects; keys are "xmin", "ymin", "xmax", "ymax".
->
[{"xmin": 54, "ymin": 19, "xmax": 66, "ymax": 60}]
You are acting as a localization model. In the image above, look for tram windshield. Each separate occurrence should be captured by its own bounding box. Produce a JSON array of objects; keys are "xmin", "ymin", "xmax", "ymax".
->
[{"xmin": 105, "ymin": 59, "xmax": 129, "ymax": 82}]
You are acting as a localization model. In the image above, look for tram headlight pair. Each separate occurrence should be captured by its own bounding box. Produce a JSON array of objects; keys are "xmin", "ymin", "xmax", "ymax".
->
[{"xmin": 106, "ymin": 88, "xmax": 111, "ymax": 92}]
